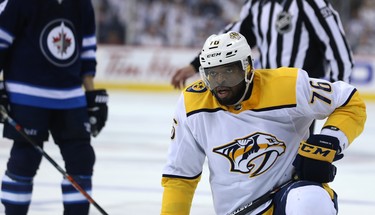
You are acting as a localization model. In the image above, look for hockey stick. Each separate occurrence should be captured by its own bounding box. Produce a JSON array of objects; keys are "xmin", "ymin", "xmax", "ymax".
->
[
  {"xmin": 228, "ymin": 178, "xmax": 296, "ymax": 215},
  {"xmin": 0, "ymin": 106, "xmax": 109, "ymax": 215}
]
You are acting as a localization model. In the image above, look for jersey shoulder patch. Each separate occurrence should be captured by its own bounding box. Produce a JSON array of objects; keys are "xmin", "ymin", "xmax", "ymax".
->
[
  {"xmin": 185, "ymin": 81, "xmax": 207, "ymax": 93},
  {"xmin": 250, "ymin": 68, "xmax": 299, "ymax": 110},
  {"xmin": 183, "ymin": 80, "xmax": 222, "ymax": 115}
]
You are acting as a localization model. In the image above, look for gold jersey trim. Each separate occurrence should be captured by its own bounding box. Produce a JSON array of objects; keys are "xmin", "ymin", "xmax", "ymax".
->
[{"xmin": 183, "ymin": 67, "xmax": 299, "ymax": 116}]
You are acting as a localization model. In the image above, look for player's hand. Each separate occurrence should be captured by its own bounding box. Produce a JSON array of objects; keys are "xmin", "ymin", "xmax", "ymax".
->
[
  {"xmin": 293, "ymin": 134, "xmax": 343, "ymax": 183},
  {"xmin": 0, "ymin": 81, "xmax": 9, "ymax": 123},
  {"xmin": 86, "ymin": 89, "xmax": 108, "ymax": 137},
  {"xmin": 171, "ymin": 65, "xmax": 197, "ymax": 89}
]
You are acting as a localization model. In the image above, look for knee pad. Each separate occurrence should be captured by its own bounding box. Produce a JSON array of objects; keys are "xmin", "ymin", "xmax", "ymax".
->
[
  {"xmin": 60, "ymin": 142, "xmax": 95, "ymax": 175},
  {"xmin": 285, "ymin": 185, "xmax": 336, "ymax": 215},
  {"xmin": 7, "ymin": 141, "xmax": 43, "ymax": 177}
]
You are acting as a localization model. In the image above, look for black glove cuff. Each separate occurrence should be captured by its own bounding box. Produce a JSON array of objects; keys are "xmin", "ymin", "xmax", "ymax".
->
[
  {"xmin": 293, "ymin": 155, "xmax": 337, "ymax": 183},
  {"xmin": 306, "ymin": 134, "xmax": 340, "ymax": 150},
  {"xmin": 85, "ymin": 89, "xmax": 108, "ymax": 107}
]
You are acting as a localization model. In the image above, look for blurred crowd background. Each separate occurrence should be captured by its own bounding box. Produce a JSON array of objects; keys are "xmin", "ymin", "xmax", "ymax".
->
[{"xmin": 92, "ymin": 0, "xmax": 375, "ymax": 55}]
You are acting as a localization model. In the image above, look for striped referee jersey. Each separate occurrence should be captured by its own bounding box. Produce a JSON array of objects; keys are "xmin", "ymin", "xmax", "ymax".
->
[{"xmin": 192, "ymin": 0, "xmax": 353, "ymax": 82}]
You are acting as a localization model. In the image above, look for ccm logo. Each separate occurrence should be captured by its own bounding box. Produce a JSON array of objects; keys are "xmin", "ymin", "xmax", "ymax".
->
[
  {"xmin": 300, "ymin": 144, "xmax": 331, "ymax": 156},
  {"xmin": 299, "ymin": 142, "xmax": 335, "ymax": 162},
  {"xmin": 207, "ymin": 53, "xmax": 221, "ymax": 58}
]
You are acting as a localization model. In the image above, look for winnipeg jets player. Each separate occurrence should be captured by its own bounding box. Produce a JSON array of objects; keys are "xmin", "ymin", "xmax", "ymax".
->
[
  {"xmin": 0, "ymin": 0, "xmax": 108, "ymax": 214},
  {"xmin": 161, "ymin": 31, "xmax": 366, "ymax": 215}
]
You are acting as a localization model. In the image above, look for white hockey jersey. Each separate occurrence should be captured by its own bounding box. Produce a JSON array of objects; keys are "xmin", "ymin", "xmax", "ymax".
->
[{"xmin": 161, "ymin": 67, "xmax": 366, "ymax": 215}]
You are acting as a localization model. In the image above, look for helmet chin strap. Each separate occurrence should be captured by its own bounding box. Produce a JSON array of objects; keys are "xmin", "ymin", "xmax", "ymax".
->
[{"xmin": 232, "ymin": 71, "xmax": 254, "ymax": 110}]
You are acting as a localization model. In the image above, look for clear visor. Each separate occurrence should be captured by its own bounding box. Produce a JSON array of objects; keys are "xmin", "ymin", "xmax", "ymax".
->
[{"xmin": 201, "ymin": 62, "xmax": 245, "ymax": 89}]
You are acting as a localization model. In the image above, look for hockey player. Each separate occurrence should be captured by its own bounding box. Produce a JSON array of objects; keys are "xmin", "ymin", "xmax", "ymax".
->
[
  {"xmin": 0, "ymin": 0, "xmax": 108, "ymax": 215},
  {"xmin": 161, "ymin": 31, "xmax": 366, "ymax": 215}
]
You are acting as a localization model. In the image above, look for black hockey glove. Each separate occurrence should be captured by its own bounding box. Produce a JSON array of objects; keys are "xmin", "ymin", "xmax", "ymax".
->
[
  {"xmin": 293, "ymin": 134, "xmax": 343, "ymax": 183},
  {"xmin": 0, "ymin": 81, "xmax": 9, "ymax": 123},
  {"xmin": 86, "ymin": 89, "xmax": 108, "ymax": 137}
]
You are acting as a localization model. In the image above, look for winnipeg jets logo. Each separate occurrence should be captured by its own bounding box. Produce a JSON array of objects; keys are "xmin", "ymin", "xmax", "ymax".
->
[
  {"xmin": 50, "ymin": 22, "xmax": 74, "ymax": 59},
  {"xmin": 213, "ymin": 132, "xmax": 286, "ymax": 177},
  {"xmin": 40, "ymin": 19, "xmax": 78, "ymax": 67}
]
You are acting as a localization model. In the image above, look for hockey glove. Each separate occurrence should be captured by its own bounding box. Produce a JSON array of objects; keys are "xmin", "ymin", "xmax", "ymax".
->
[
  {"xmin": 0, "ymin": 81, "xmax": 9, "ymax": 123},
  {"xmin": 86, "ymin": 89, "xmax": 108, "ymax": 137},
  {"xmin": 293, "ymin": 134, "xmax": 343, "ymax": 183}
]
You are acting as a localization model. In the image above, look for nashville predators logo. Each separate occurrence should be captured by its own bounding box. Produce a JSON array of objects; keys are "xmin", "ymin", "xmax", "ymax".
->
[
  {"xmin": 229, "ymin": 32, "xmax": 241, "ymax": 40},
  {"xmin": 213, "ymin": 132, "xmax": 286, "ymax": 177},
  {"xmin": 186, "ymin": 81, "xmax": 207, "ymax": 93}
]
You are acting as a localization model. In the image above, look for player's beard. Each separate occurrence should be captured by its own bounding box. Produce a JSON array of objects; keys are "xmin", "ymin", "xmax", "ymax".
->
[{"xmin": 212, "ymin": 80, "xmax": 247, "ymax": 106}]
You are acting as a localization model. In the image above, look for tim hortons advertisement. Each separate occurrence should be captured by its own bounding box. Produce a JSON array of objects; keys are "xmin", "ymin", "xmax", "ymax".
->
[
  {"xmin": 96, "ymin": 45, "xmax": 198, "ymax": 91},
  {"xmin": 96, "ymin": 46, "xmax": 375, "ymax": 100}
]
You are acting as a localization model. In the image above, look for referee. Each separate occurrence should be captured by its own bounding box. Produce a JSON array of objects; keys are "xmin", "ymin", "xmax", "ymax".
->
[{"xmin": 171, "ymin": 0, "xmax": 354, "ymax": 133}]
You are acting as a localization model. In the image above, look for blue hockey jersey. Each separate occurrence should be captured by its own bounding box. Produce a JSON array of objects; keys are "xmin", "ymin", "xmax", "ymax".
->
[{"xmin": 0, "ymin": 0, "xmax": 97, "ymax": 109}]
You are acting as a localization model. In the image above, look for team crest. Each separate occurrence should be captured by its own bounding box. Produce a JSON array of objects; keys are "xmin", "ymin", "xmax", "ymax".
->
[
  {"xmin": 275, "ymin": 11, "xmax": 293, "ymax": 34},
  {"xmin": 229, "ymin": 32, "xmax": 241, "ymax": 40},
  {"xmin": 213, "ymin": 132, "xmax": 286, "ymax": 177},
  {"xmin": 40, "ymin": 19, "xmax": 78, "ymax": 67},
  {"xmin": 186, "ymin": 81, "xmax": 207, "ymax": 93}
]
